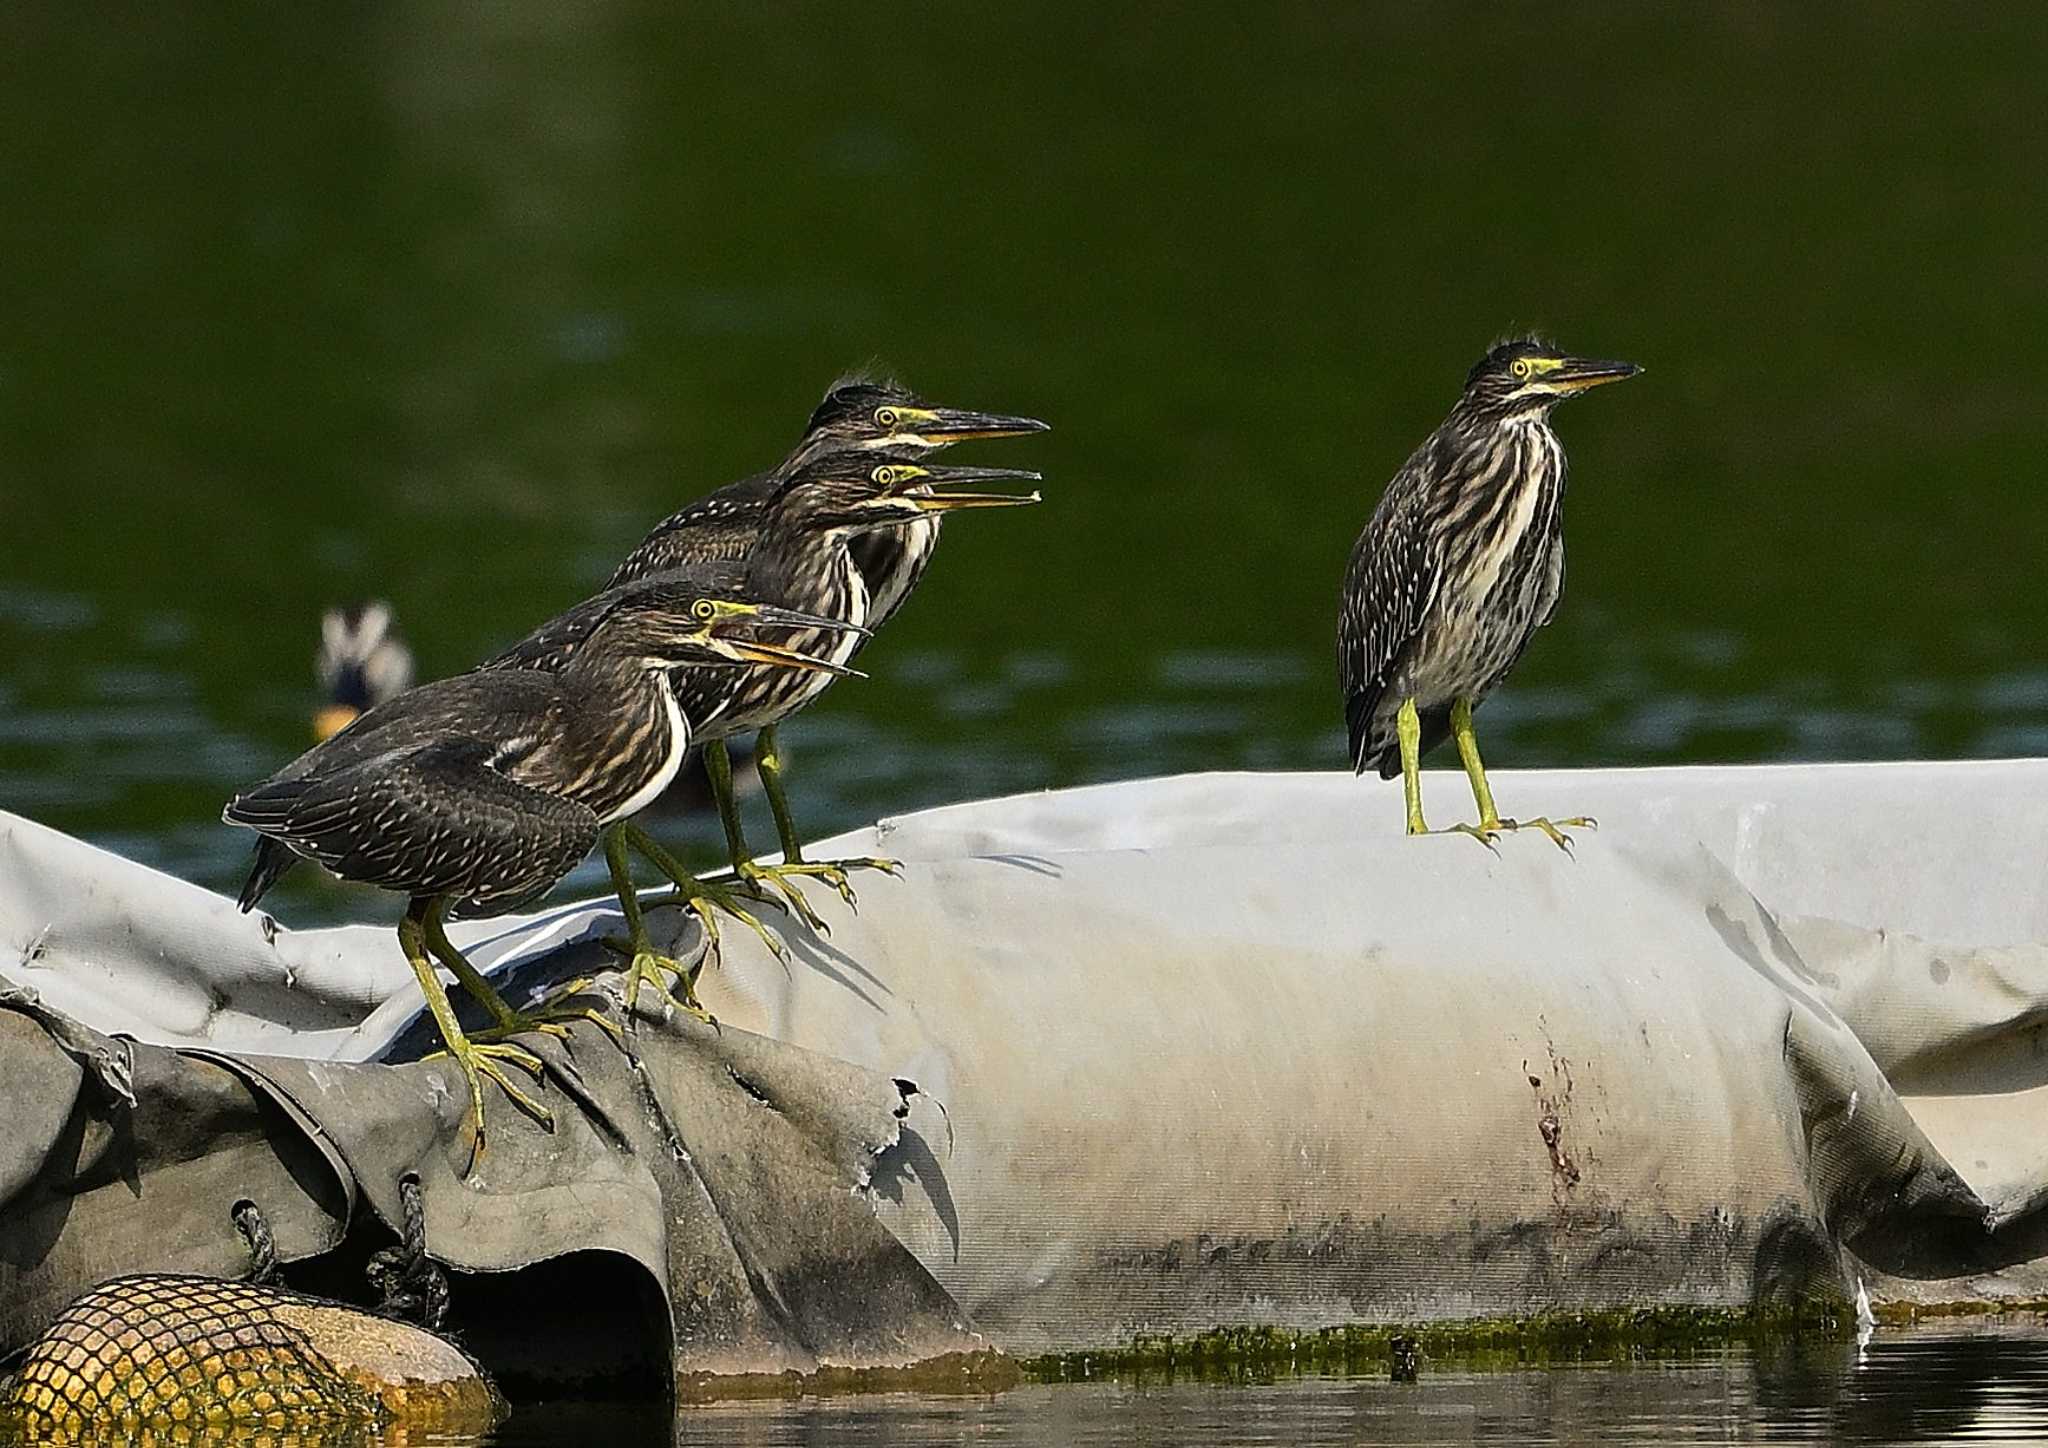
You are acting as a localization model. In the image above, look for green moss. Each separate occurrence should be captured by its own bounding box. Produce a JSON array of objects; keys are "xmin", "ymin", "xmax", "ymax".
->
[
  {"xmin": 1022, "ymin": 1301, "xmax": 1858, "ymax": 1384},
  {"xmin": 1870, "ymin": 1297, "xmax": 2048, "ymax": 1327},
  {"xmin": 676, "ymin": 1350, "xmax": 1023, "ymax": 1405}
]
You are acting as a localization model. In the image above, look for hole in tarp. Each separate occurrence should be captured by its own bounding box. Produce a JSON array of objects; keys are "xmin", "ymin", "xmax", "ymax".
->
[
  {"xmin": 278, "ymin": 1225, "xmax": 668, "ymax": 1402},
  {"xmin": 727, "ymin": 1066, "xmax": 773, "ymax": 1105},
  {"xmin": 441, "ymin": 1253, "xmax": 669, "ymax": 1400}
]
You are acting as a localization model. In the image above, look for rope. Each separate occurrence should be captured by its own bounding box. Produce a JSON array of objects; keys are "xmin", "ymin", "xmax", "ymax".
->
[
  {"xmin": 231, "ymin": 1198, "xmax": 278, "ymax": 1284},
  {"xmin": 365, "ymin": 1174, "xmax": 449, "ymax": 1329}
]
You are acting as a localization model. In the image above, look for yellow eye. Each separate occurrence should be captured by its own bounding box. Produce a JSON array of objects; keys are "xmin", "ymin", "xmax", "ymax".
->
[
  {"xmin": 872, "ymin": 466, "xmax": 897, "ymax": 485},
  {"xmin": 692, "ymin": 599, "xmax": 716, "ymax": 621},
  {"xmin": 875, "ymin": 407, "xmax": 899, "ymax": 428},
  {"xmin": 1510, "ymin": 359, "xmax": 1533, "ymax": 380}
]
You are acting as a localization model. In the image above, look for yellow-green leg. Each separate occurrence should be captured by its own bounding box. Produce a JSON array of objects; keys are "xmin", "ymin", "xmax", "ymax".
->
[
  {"xmin": 703, "ymin": 738, "xmax": 832, "ymax": 933},
  {"xmin": 753, "ymin": 726, "xmax": 901, "ymax": 910},
  {"xmin": 621, "ymin": 818, "xmax": 790, "ymax": 966},
  {"xmin": 597, "ymin": 827, "xmax": 714, "ymax": 1022},
  {"xmin": 1398, "ymin": 696, "xmax": 1428, "ymax": 835},
  {"xmin": 1450, "ymin": 696, "xmax": 1593, "ymax": 852},
  {"xmin": 421, "ymin": 900, "xmax": 623, "ymax": 1048},
  {"xmin": 400, "ymin": 898, "xmax": 553, "ymax": 1174}
]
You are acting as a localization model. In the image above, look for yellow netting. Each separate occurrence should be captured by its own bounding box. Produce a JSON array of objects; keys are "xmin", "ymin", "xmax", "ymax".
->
[{"xmin": 1, "ymin": 1275, "xmax": 382, "ymax": 1442}]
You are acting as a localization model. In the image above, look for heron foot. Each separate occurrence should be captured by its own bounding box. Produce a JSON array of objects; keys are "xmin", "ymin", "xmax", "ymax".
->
[
  {"xmin": 739, "ymin": 855, "xmax": 902, "ymax": 919},
  {"xmin": 1428, "ymin": 818, "xmax": 1504, "ymax": 851},
  {"xmin": 591, "ymin": 940, "xmax": 719, "ymax": 1027},
  {"xmin": 652, "ymin": 879, "xmax": 791, "ymax": 967},
  {"xmin": 474, "ymin": 997, "xmax": 626, "ymax": 1049},
  {"xmin": 1499, "ymin": 816, "xmax": 1596, "ymax": 853},
  {"xmin": 423, "ymin": 1036, "xmax": 556, "ymax": 1173}
]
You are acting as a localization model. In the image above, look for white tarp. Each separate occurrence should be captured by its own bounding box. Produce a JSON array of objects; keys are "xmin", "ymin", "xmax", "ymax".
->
[{"xmin": 4, "ymin": 762, "xmax": 2047, "ymax": 1364}]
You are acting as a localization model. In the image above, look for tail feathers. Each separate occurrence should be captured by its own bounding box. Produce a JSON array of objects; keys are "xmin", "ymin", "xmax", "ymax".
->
[
  {"xmin": 1344, "ymin": 689, "xmax": 1377, "ymax": 775},
  {"xmin": 223, "ymin": 777, "xmax": 313, "ymax": 829},
  {"xmin": 236, "ymin": 837, "xmax": 300, "ymax": 912},
  {"xmin": 225, "ymin": 782, "xmax": 315, "ymax": 912},
  {"xmin": 1347, "ymin": 690, "xmax": 1419, "ymax": 779}
]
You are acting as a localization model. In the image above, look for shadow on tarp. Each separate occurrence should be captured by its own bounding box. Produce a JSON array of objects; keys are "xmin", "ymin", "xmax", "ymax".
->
[{"xmin": 0, "ymin": 988, "xmax": 977, "ymax": 1397}]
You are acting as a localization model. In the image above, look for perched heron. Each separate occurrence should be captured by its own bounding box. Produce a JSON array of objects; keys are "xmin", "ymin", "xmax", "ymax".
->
[
  {"xmin": 225, "ymin": 579, "xmax": 857, "ymax": 1167},
  {"xmin": 619, "ymin": 379, "xmax": 1048, "ymax": 899},
  {"xmin": 1339, "ymin": 338, "xmax": 1640, "ymax": 847},
  {"xmin": 310, "ymin": 598, "xmax": 750, "ymax": 812},
  {"xmin": 313, "ymin": 601, "xmax": 414, "ymax": 741},
  {"xmin": 493, "ymin": 448, "xmax": 1042, "ymax": 945}
]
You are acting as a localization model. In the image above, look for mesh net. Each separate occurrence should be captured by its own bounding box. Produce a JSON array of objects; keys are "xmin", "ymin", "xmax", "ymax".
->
[{"xmin": 1, "ymin": 1274, "xmax": 382, "ymax": 1441}]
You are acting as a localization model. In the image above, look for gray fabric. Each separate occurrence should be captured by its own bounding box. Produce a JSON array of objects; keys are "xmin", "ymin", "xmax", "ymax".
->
[
  {"xmin": 0, "ymin": 990, "xmax": 970, "ymax": 1378},
  {"xmin": 4, "ymin": 762, "xmax": 2048, "ymax": 1366}
]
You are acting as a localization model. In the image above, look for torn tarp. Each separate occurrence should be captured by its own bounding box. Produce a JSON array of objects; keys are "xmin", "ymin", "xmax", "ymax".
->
[
  {"xmin": 0, "ymin": 984, "xmax": 973, "ymax": 1384},
  {"xmin": 4, "ymin": 763, "xmax": 2048, "ymax": 1372}
]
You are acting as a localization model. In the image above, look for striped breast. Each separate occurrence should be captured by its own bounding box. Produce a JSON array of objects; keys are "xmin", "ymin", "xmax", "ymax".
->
[
  {"xmin": 718, "ymin": 553, "xmax": 868, "ymax": 735},
  {"xmin": 511, "ymin": 677, "xmax": 688, "ymax": 824},
  {"xmin": 851, "ymin": 515, "xmax": 939, "ymax": 633},
  {"xmin": 1408, "ymin": 420, "xmax": 1567, "ymax": 703}
]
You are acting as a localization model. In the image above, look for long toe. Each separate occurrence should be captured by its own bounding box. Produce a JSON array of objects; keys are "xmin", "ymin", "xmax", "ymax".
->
[
  {"xmin": 473, "ymin": 1045, "xmax": 556, "ymax": 1130},
  {"xmin": 739, "ymin": 862, "xmax": 833, "ymax": 934},
  {"xmin": 774, "ymin": 856, "xmax": 903, "ymax": 909},
  {"xmin": 447, "ymin": 1040, "xmax": 554, "ymax": 1175},
  {"xmin": 1503, "ymin": 817, "xmax": 1583, "ymax": 853},
  {"xmin": 774, "ymin": 859, "xmax": 859, "ymax": 909},
  {"xmin": 621, "ymin": 951, "xmax": 685, "ymax": 1016},
  {"xmin": 711, "ymin": 889, "xmax": 794, "ymax": 963},
  {"xmin": 471, "ymin": 1013, "xmax": 573, "ymax": 1046}
]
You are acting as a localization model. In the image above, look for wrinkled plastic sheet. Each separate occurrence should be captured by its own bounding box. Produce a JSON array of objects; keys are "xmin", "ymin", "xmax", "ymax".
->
[{"xmin": 4, "ymin": 762, "xmax": 2047, "ymax": 1369}]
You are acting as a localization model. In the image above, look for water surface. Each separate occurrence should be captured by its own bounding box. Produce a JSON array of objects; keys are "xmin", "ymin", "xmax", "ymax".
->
[
  {"xmin": 3, "ymin": 6, "xmax": 2046, "ymax": 919},
  {"xmin": 489, "ymin": 1324, "xmax": 2048, "ymax": 1446}
]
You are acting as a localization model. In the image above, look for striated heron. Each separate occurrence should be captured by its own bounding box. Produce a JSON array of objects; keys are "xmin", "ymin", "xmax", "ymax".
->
[
  {"xmin": 618, "ymin": 378, "xmax": 1048, "ymax": 894},
  {"xmin": 310, "ymin": 597, "xmax": 754, "ymax": 816},
  {"xmin": 495, "ymin": 448, "xmax": 1041, "ymax": 941},
  {"xmin": 226, "ymin": 579, "xmax": 858, "ymax": 1168},
  {"xmin": 1339, "ymin": 337, "xmax": 1639, "ymax": 848}
]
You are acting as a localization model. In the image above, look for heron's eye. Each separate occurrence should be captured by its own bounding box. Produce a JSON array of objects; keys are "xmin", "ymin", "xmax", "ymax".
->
[
  {"xmin": 872, "ymin": 466, "xmax": 897, "ymax": 486},
  {"xmin": 692, "ymin": 599, "xmax": 716, "ymax": 621},
  {"xmin": 875, "ymin": 407, "xmax": 899, "ymax": 428},
  {"xmin": 1510, "ymin": 358, "xmax": 1534, "ymax": 381}
]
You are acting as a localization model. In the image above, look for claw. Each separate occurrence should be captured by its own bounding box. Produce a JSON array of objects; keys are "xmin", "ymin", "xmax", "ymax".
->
[
  {"xmin": 735, "ymin": 860, "xmax": 833, "ymax": 933},
  {"xmin": 661, "ymin": 886, "xmax": 790, "ymax": 966},
  {"xmin": 424, "ymin": 1038, "xmax": 557, "ymax": 1175},
  {"xmin": 1435, "ymin": 819, "xmax": 1503, "ymax": 853},
  {"xmin": 735, "ymin": 855, "xmax": 903, "ymax": 922},
  {"xmin": 1500, "ymin": 816, "xmax": 1592, "ymax": 854},
  {"xmin": 468, "ymin": 990, "xmax": 626, "ymax": 1050}
]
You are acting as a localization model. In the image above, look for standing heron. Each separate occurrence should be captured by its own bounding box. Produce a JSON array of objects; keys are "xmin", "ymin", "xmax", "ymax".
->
[
  {"xmin": 1339, "ymin": 338, "xmax": 1639, "ymax": 847},
  {"xmin": 225, "ymin": 579, "xmax": 857, "ymax": 1166},
  {"xmin": 493, "ymin": 449, "xmax": 1042, "ymax": 952},
  {"xmin": 620, "ymin": 379, "xmax": 1048, "ymax": 898}
]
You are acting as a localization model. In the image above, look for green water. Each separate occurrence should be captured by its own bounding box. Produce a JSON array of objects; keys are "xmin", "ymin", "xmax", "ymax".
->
[
  {"xmin": 4, "ymin": 6, "xmax": 2047, "ymax": 912},
  {"xmin": 534, "ymin": 1323, "xmax": 2048, "ymax": 1445}
]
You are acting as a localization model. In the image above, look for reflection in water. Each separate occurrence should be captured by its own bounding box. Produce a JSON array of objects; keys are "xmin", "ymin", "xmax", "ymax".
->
[
  {"xmin": 7, "ymin": 1326, "xmax": 2044, "ymax": 1445},
  {"xmin": 427, "ymin": 1324, "xmax": 2048, "ymax": 1447}
]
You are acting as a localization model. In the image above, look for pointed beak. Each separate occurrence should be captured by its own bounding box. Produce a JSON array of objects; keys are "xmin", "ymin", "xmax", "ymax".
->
[
  {"xmin": 911, "ymin": 407, "xmax": 1050, "ymax": 444},
  {"xmin": 721, "ymin": 637, "xmax": 865, "ymax": 678},
  {"xmin": 1550, "ymin": 358, "xmax": 1642, "ymax": 393},
  {"xmin": 749, "ymin": 603, "xmax": 871, "ymax": 638},
  {"xmin": 902, "ymin": 463, "xmax": 1045, "ymax": 512}
]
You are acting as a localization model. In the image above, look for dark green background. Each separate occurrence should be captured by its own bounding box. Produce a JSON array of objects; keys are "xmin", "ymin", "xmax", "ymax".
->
[{"xmin": 2, "ymin": 5, "xmax": 2044, "ymax": 917}]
